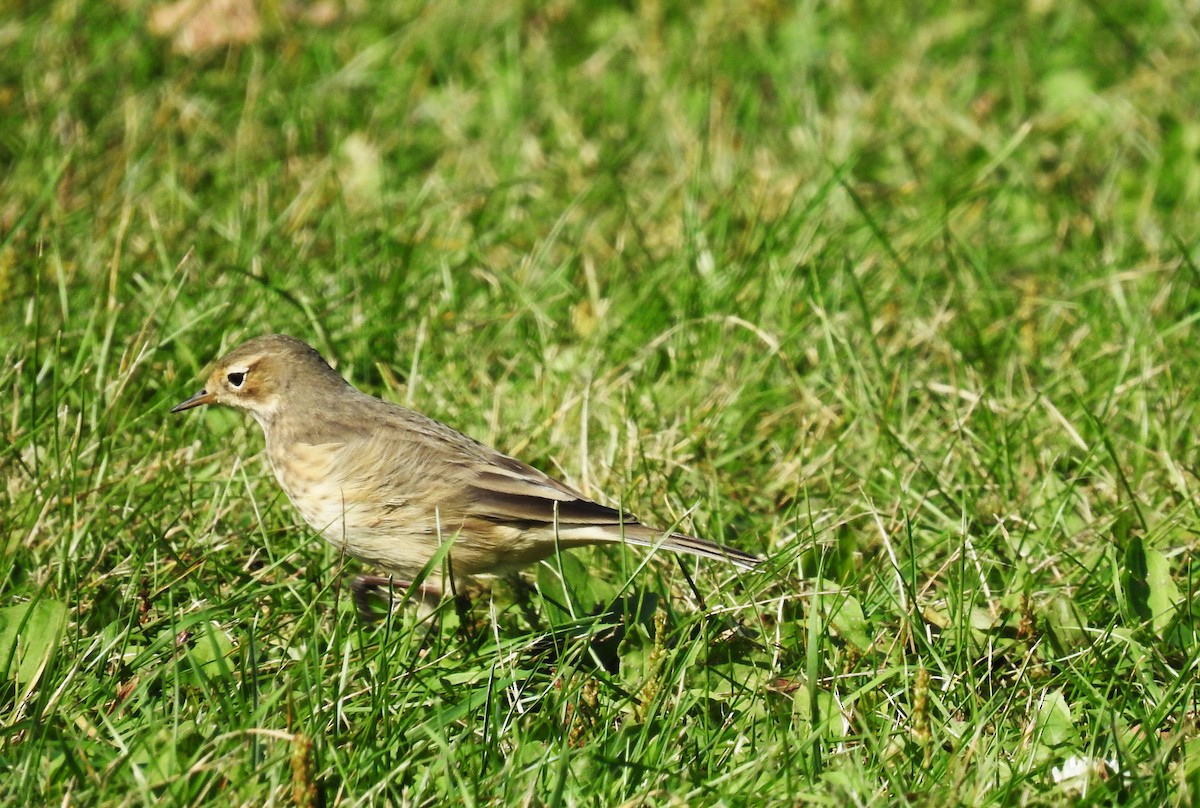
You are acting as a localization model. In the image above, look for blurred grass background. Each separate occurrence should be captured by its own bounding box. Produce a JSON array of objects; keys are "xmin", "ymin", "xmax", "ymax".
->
[{"xmin": 3, "ymin": 0, "xmax": 1200, "ymax": 804}]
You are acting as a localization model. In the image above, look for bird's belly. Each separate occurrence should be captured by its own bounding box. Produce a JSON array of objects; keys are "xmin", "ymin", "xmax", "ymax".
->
[
  {"xmin": 270, "ymin": 463, "xmax": 451, "ymax": 578},
  {"xmin": 282, "ymin": 478, "xmax": 357, "ymax": 543},
  {"xmin": 267, "ymin": 446, "xmax": 552, "ymax": 581}
]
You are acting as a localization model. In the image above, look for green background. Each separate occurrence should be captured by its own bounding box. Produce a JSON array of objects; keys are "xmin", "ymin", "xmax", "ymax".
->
[{"xmin": 3, "ymin": 1, "xmax": 1199, "ymax": 804}]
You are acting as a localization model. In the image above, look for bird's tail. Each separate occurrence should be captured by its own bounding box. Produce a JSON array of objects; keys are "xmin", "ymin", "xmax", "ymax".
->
[{"xmin": 614, "ymin": 525, "xmax": 761, "ymax": 570}]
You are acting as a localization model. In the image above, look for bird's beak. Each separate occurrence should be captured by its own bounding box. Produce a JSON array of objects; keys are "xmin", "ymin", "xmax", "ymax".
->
[{"xmin": 171, "ymin": 389, "xmax": 217, "ymax": 413}]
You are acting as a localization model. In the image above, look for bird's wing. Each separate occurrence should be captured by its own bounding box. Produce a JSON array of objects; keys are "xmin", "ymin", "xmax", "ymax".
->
[
  {"xmin": 463, "ymin": 457, "xmax": 638, "ymax": 527},
  {"xmin": 314, "ymin": 405, "xmax": 637, "ymax": 528},
  {"xmin": 308, "ymin": 408, "xmax": 761, "ymax": 569},
  {"xmin": 373, "ymin": 401, "xmax": 642, "ymax": 528},
  {"xmin": 463, "ymin": 451, "xmax": 762, "ymax": 569}
]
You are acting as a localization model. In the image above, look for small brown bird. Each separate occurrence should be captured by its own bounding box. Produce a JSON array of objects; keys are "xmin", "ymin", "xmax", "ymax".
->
[{"xmin": 173, "ymin": 335, "xmax": 759, "ymax": 603}]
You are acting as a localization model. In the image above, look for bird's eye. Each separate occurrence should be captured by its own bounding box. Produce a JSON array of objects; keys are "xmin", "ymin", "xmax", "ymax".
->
[{"xmin": 227, "ymin": 371, "xmax": 247, "ymax": 388}]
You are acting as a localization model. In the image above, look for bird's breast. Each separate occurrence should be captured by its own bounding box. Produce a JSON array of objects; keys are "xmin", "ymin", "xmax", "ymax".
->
[{"xmin": 268, "ymin": 440, "xmax": 360, "ymax": 544}]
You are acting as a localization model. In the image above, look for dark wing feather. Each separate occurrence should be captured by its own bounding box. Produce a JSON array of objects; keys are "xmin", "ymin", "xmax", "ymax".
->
[
  {"xmin": 472, "ymin": 468, "xmax": 585, "ymax": 501},
  {"xmin": 466, "ymin": 484, "xmax": 638, "ymax": 527},
  {"xmin": 356, "ymin": 399, "xmax": 760, "ymax": 569},
  {"xmin": 463, "ymin": 449, "xmax": 643, "ymax": 527}
]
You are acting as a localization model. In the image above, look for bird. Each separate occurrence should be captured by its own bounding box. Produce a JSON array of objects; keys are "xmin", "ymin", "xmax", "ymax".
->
[{"xmin": 172, "ymin": 334, "xmax": 760, "ymax": 608}]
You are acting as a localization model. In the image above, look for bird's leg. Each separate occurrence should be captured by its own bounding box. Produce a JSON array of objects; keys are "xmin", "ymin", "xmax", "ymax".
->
[
  {"xmin": 504, "ymin": 572, "xmax": 545, "ymax": 633},
  {"xmin": 351, "ymin": 574, "xmax": 443, "ymax": 622},
  {"xmin": 444, "ymin": 575, "xmax": 483, "ymax": 642}
]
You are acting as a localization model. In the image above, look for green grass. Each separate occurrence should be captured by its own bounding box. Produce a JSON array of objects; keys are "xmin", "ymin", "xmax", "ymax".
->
[{"xmin": 3, "ymin": 0, "xmax": 1200, "ymax": 804}]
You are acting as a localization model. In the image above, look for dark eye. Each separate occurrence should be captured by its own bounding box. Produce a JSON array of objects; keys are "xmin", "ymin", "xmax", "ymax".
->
[{"xmin": 227, "ymin": 371, "xmax": 246, "ymax": 388}]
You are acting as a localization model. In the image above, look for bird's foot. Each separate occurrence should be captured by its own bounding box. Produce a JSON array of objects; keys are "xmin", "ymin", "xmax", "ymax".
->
[{"xmin": 351, "ymin": 574, "xmax": 443, "ymax": 622}]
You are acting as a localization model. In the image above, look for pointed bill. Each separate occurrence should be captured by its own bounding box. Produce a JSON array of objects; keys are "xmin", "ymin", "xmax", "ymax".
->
[{"xmin": 171, "ymin": 389, "xmax": 217, "ymax": 413}]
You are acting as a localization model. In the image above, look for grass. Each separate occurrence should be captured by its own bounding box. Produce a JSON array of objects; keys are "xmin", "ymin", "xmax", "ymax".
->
[{"xmin": 3, "ymin": 0, "xmax": 1200, "ymax": 804}]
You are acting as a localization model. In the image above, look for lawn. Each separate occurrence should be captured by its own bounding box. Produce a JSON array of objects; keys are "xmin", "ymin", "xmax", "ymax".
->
[{"xmin": 3, "ymin": 0, "xmax": 1200, "ymax": 804}]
